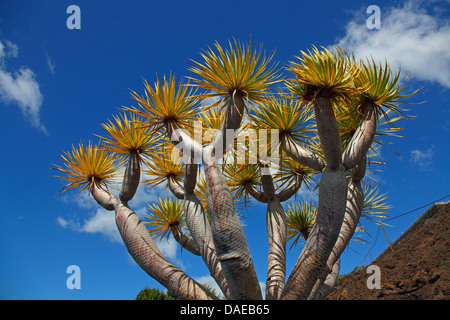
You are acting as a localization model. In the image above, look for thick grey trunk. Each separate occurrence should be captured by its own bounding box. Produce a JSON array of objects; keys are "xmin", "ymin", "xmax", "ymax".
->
[
  {"xmin": 313, "ymin": 94, "xmax": 342, "ymax": 169},
  {"xmin": 342, "ymin": 102, "xmax": 377, "ymax": 169},
  {"xmin": 115, "ymin": 203, "xmax": 217, "ymax": 300},
  {"xmin": 281, "ymin": 135, "xmax": 325, "ymax": 172},
  {"xmin": 183, "ymin": 191, "xmax": 232, "ymax": 299},
  {"xmin": 315, "ymin": 258, "xmax": 340, "ymax": 300},
  {"xmin": 265, "ymin": 197, "xmax": 287, "ymax": 300},
  {"xmin": 210, "ymin": 92, "xmax": 246, "ymax": 161},
  {"xmin": 171, "ymin": 226, "xmax": 201, "ymax": 256},
  {"xmin": 282, "ymin": 165, "xmax": 347, "ymax": 299},
  {"xmin": 203, "ymin": 149, "xmax": 262, "ymax": 300},
  {"xmin": 119, "ymin": 151, "xmax": 141, "ymax": 203}
]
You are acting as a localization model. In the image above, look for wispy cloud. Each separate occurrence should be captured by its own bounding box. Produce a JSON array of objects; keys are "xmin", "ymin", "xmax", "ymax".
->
[
  {"xmin": 45, "ymin": 50, "xmax": 55, "ymax": 75},
  {"xmin": 57, "ymin": 208, "xmax": 122, "ymax": 243},
  {"xmin": 335, "ymin": 1, "xmax": 450, "ymax": 88},
  {"xmin": 410, "ymin": 146, "xmax": 434, "ymax": 170},
  {"xmin": 0, "ymin": 39, "xmax": 47, "ymax": 134}
]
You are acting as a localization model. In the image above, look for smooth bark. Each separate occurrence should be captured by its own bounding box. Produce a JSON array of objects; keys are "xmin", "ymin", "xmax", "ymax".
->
[
  {"xmin": 282, "ymin": 93, "xmax": 347, "ymax": 299},
  {"xmin": 119, "ymin": 151, "xmax": 141, "ymax": 203},
  {"xmin": 281, "ymin": 134, "xmax": 325, "ymax": 172},
  {"xmin": 203, "ymin": 148, "xmax": 262, "ymax": 300},
  {"xmin": 342, "ymin": 102, "xmax": 377, "ymax": 169}
]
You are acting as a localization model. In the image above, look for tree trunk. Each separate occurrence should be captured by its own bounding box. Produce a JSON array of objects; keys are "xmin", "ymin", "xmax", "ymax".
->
[
  {"xmin": 115, "ymin": 203, "xmax": 217, "ymax": 300},
  {"xmin": 203, "ymin": 148, "xmax": 262, "ymax": 300},
  {"xmin": 265, "ymin": 197, "xmax": 287, "ymax": 300}
]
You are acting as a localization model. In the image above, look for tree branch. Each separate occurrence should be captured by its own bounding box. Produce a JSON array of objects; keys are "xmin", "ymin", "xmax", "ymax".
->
[
  {"xmin": 171, "ymin": 226, "xmax": 201, "ymax": 256},
  {"xmin": 281, "ymin": 135, "xmax": 325, "ymax": 172},
  {"xmin": 119, "ymin": 151, "xmax": 141, "ymax": 204},
  {"xmin": 313, "ymin": 93, "xmax": 343, "ymax": 168},
  {"xmin": 89, "ymin": 182, "xmax": 119, "ymax": 211},
  {"xmin": 342, "ymin": 101, "xmax": 377, "ymax": 169},
  {"xmin": 277, "ymin": 175, "xmax": 303, "ymax": 202},
  {"xmin": 115, "ymin": 203, "xmax": 217, "ymax": 300},
  {"xmin": 244, "ymin": 182, "xmax": 268, "ymax": 203}
]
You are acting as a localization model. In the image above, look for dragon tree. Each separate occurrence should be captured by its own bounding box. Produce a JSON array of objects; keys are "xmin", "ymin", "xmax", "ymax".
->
[{"xmin": 54, "ymin": 40, "xmax": 417, "ymax": 300}]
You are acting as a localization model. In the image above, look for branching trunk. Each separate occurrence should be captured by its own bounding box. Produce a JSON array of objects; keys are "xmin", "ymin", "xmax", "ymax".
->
[
  {"xmin": 203, "ymin": 148, "xmax": 262, "ymax": 299},
  {"xmin": 171, "ymin": 226, "xmax": 201, "ymax": 256},
  {"xmin": 281, "ymin": 134, "xmax": 325, "ymax": 172},
  {"xmin": 119, "ymin": 151, "xmax": 140, "ymax": 203},
  {"xmin": 342, "ymin": 102, "xmax": 377, "ymax": 169},
  {"xmin": 115, "ymin": 203, "xmax": 217, "ymax": 300},
  {"xmin": 282, "ymin": 93, "xmax": 347, "ymax": 299},
  {"xmin": 265, "ymin": 198, "xmax": 287, "ymax": 300}
]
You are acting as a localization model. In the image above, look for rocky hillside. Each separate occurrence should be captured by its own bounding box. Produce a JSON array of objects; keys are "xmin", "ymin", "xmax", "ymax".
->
[{"xmin": 327, "ymin": 201, "xmax": 450, "ymax": 300}]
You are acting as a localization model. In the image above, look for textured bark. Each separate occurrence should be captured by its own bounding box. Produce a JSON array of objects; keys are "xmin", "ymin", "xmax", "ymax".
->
[
  {"xmin": 211, "ymin": 91, "xmax": 246, "ymax": 158},
  {"xmin": 342, "ymin": 102, "xmax": 377, "ymax": 169},
  {"xmin": 313, "ymin": 94, "xmax": 342, "ymax": 169},
  {"xmin": 282, "ymin": 165, "xmax": 347, "ymax": 299},
  {"xmin": 183, "ymin": 191, "xmax": 232, "ymax": 299},
  {"xmin": 168, "ymin": 176, "xmax": 185, "ymax": 200},
  {"xmin": 115, "ymin": 203, "xmax": 217, "ymax": 300},
  {"xmin": 281, "ymin": 134, "xmax": 325, "ymax": 172},
  {"xmin": 203, "ymin": 148, "xmax": 262, "ymax": 300},
  {"xmin": 282, "ymin": 93, "xmax": 347, "ymax": 299},
  {"xmin": 119, "ymin": 151, "xmax": 141, "ymax": 203},
  {"xmin": 265, "ymin": 197, "xmax": 287, "ymax": 300},
  {"xmin": 244, "ymin": 182, "xmax": 268, "ymax": 203},
  {"xmin": 315, "ymin": 258, "xmax": 340, "ymax": 300},
  {"xmin": 171, "ymin": 226, "xmax": 201, "ymax": 256},
  {"xmin": 90, "ymin": 182, "xmax": 119, "ymax": 211},
  {"xmin": 260, "ymin": 164, "xmax": 286, "ymax": 300}
]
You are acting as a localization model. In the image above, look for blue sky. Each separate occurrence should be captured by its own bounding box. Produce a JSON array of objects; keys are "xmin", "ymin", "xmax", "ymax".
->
[{"xmin": 0, "ymin": 0, "xmax": 449, "ymax": 300}]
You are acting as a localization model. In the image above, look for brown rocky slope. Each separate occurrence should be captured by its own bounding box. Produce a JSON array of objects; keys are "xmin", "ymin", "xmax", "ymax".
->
[{"xmin": 327, "ymin": 201, "xmax": 450, "ymax": 300}]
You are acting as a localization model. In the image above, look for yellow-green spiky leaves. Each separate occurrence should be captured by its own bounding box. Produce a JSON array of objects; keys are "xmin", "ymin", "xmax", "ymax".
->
[
  {"xmin": 286, "ymin": 201, "xmax": 317, "ymax": 248},
  {"xmin": 250, "ymin": 92, "xmax": 314, "ymax": 143},
  {"xmin": 142, "ymin": 147, "xmax": 184, "ymax": 188},
  {"xmin": 144, "ymin": 197, "xmax": 186, "ymax": 240},
  {"xmin": 126, "ymin": 74, "xmax": 198, "ymax": 131},
  {"xmin": 99, "ymin": 112, "xmax": 158, "ymax": 161},
  {"xmin": 355, "ymin": 58, "xmax": 419, "ymax": 121},
  {"xmin": 53, "ymin": 141, "xmax": 119, "ymax": 194},
  {"xmin": 287, "ymin": 46, "xmax": 359, "ymax": 102},
  {"xmin": 188, "ymin": 39, "xmax": 281, "ymax": 108}
]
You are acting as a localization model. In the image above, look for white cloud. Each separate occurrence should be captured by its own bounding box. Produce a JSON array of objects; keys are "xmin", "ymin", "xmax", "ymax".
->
[
  {"xmin": 56, "ymin": 216, "xmax": 69, "ymax": 228},
  {"xmin": 57, "ymin": 208, "xmax": 121, "ymax": 243},
  {"xmin": 0, "ymin": 39, "xmax": 47, "ymax": 134},
  {"xmin": 335, "ymin": 1, "xmax": 450, "ymax": 88},
  {"xmin": 410, "ymin": 146, "xmax": 434, "ymax": 170},
  {"xmin": 45, "ymin": 51, "xmax": 55, "ymax": 75}
]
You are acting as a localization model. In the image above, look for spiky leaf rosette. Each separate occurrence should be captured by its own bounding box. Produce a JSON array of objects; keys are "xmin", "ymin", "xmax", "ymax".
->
[
  {"xmin": 286, "ymin": 201, "xmax": 317, "ymax": 249},
  {"xmin": 53, "ymin": 141, "xmax": 119, "ymax": 194},
  {"xmin": 250, "ymin": 91, "xmax": 315, "ymax": 143},
  {"xmin": 142, "ymin": 146, "xmax": 184, "ymax": 188},
  {"xmin": 361, "ymin": 182, "xmax": 392, "ymax": 224},
  {"xmin": 224, "ymin": 164, "xmax": 261, "ymax": 202},
  {"xmin": 354, "ymin": 58, "xmax": 419, "ymax": 122},
  {"xmin": 144, "ymin": 197, "xmax": 186, "ymax": 240},
  {"xmin": 98, "ymin": 112, "xmax": 159, "ymax": 161},
  {"xmin": 287, "ymin": 46, "xmax": 360, "ymax": 102},
  {"xmin": 274, "ymin": 152, "xmax": 316, "ymax": 190},
  {"xmin": 125, "ymin": 73, "xmax": 198, "ymax": 131},
  {"xmin": 188, "ymin": 38, "xmax": 281, "ymax": 109}
]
